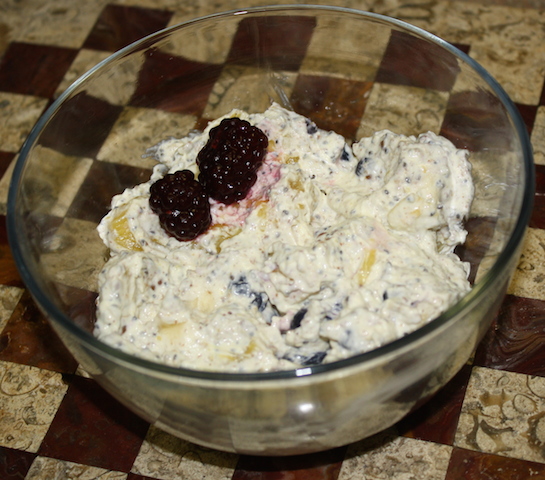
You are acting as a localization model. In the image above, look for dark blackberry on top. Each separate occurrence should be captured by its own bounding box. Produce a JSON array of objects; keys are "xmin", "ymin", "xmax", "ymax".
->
[
  {"xmin": 149, "ymin": 170, "xmax": 211, "ymax": 241},
  {"xmin": 197, "ymin": 117, "xmax": 268, "ymax": 204}
]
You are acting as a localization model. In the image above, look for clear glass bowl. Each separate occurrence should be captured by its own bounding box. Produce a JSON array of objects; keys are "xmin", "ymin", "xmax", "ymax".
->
[{"xmin": 7, "ymin": 5, "xmax": 534, "ymax": 455}]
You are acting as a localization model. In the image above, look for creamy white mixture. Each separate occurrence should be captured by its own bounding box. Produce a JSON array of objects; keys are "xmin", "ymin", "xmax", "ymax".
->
[{"xmin": 95, "ymin": 103, "xmax": 473, "ymax": 372}]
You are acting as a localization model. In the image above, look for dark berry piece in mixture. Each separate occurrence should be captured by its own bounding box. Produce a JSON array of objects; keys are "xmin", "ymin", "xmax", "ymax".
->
[
  {"xmin": 284, "ymin": 350, "xmax": 327, "ymax": 366},
  {"xmin": 301, "ymin": 351, "xmax": 327, "ymax": 366},
  {"xmin": 149, "ymin": 170, "xmax": 211, "ymax": 241},
  {"xmin": 305, "ymin": 118, "xmax": 318, "ymax": 135},
  {"xmin": 340, "ymin": 145, "xmax": 351, "ymax": 162},
  {"xmin": 229, "ymin": 275, "xmax": 278, "ymax": 320},
  {"xmin": 197, "ymin": 117, "xmax": 268, "ymax": 204},
  {"xmin": 290, "ymin": 307, "xmax": 308, "ymax": 329}
]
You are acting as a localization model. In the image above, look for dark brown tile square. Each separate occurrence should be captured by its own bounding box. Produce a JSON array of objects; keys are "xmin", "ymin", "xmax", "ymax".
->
[
  {"xmin": 127, "ymin": 473, "xmax": 166, "ymax": 480},
  {"xmin": 127, "ymin": 475, "xmax": 160, "ymax": 480},
  {"xmin": 129, "ymin": 50, "xmax": 222, "ymax": 115},
  {"xmin": 452, "ymin": 43, "xmax": 470, "ymax": 55},
  {"xmin": 530, "ymin": 164, "xmax": 545, "ymax": 230},
  {"xmin": 53, "ymin": 284, "xmax": 97, "ymax": 335},
  {"xmin": 440, "ymin": 90, "xmax": 515, "ymax": 152},
  {"xmin": 0, "ymin": 42, "xmax": 78, "ymax": 98},
  {"xmin": 0, "ymin": 289, "xmax": 78, "ymax": 374},
  {"xmin": 396, "ymin": 364, "xmax": 472, "ymax": 445},
  {"xmin": 474, "ymin": 295, "xmax": 545, "ymax": 376},
  {"xmin": 0, "ymin": 151, "xmax": 15, "ymax": 179},
  {"xmin": 290, "ymin": 75, "xmax": 372, "ymax": 140},
  {"xmin": 0, "ymin": 215, "xmax": 24, "ymax": 288},
  {"xmin": 455, "ymin": 216, "xmax": 498, "ymax": 284},
  {"xmin": 38, "ymin": 375, "xmax": 149, "ymax": 472},
  {"xmin": 67, "ymin": 160, "xmax": 152, "ymax": 223},
  {"xmin": 233, "ymin": 447, "xmax": 346, "ymax": 480},
  {"xmin": 83, "ymin": 5, "xmax": 173, "ymax": 52},
  {"xmin": 127, "ymin": 474, "xmax": 164, "ymax": 480},
  {"xmin": 194, "ymin": 116, "xmax": 214, "ymax": 132},
  {"xmin": 227, "ymin": 16, "xmax": 316, "ymax": 71},
  {"xmin": 38, "ymin": 92, "xmax": 123, "ymax": 158},
  {"xmin": 516, "ymin": 103, "xmax": 538, "ymax": 135},
  {"xmin": 539, "ymin": 77, "xmax": 545, "ymax": 107},
  {"xmin": 535, "ymin": 163, "xmax": 545, "ymax": 194},
  {"xmin": 375, "ymin": 30, "xmax": 460, "ymax": 92},
  {"xmin": 0, "ymin": 446, "xmax": 36, "ymax": 480},
  {"xmin": 445, "ymin": 447, "xmax": 545, "ymax": 480}
]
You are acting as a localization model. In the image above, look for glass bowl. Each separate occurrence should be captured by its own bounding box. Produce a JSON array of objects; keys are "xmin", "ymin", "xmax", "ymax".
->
[{"xmin": 7, "ymin": 5, "xmax": 534, "ymax": 455}]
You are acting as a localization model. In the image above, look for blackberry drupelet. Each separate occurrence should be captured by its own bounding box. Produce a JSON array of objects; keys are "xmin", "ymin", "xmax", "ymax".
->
[
  {"xmin": 149, "ymin": 170, "xmax": 211, "ymax": 241},
  {"xmin": 197, "ymin": 117, "xmax": 268, "ymax": 204}
]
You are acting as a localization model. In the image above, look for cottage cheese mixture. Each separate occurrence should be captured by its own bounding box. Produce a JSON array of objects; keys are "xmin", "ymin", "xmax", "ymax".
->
[{"xmin": 95, "ymin": 103, "xmax": 473, "ymax": 372}]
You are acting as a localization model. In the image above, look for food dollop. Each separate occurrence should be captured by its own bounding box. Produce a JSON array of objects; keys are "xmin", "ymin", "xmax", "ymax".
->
[{"xmin": 95, "ymin": 103, "xmax": 474, "ymax": 373}]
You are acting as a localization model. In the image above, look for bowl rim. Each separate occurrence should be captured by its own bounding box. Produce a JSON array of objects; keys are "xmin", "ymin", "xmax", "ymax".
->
[{"xmin": 6, "ymin": 4, "xmax": 535, "ymax": 382}]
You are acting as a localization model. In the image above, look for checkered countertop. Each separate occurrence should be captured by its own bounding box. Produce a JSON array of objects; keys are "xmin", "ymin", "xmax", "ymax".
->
[{"xmin": 1, "ymin": 0, "xmax": 545, "ymax": 478}]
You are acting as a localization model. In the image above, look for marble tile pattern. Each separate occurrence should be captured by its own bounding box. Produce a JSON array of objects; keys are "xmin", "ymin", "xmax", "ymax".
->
[{"xmin": 1, "ymin": 0, "xmax": 545, "ymax": 478}]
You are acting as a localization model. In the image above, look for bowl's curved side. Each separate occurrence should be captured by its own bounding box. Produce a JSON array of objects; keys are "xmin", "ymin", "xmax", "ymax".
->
[
  {"xmin": 6, "ymin": 5, "xmax": 534, "ymax": 454},
  {"xmin": 43, "ymin": 255, "xmax": 512, "ymax": 455}
]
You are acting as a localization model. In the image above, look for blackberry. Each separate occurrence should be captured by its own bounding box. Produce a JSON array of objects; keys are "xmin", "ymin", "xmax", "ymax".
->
[
  {"xmin": 197, "ymin": 117, "xmax": 268, "ymax": 204},
  {"xmin": 149, "ymin": 170, "xmax": 211, "ymax": 241}
]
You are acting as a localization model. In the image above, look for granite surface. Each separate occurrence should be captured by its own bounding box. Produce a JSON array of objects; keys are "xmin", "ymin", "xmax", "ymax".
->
[{"xmin": 1, "ymin": 0, "xmax": 545, "ymax": 478}]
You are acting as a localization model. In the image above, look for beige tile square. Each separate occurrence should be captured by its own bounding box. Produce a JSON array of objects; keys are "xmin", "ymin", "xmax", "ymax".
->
[
  {"xmin": 132, "ymin": 425, "xmax": 238, "ymax": 480},
  {"xmin": 56, "ymin": 50, "xmax": 143, "ymax": 106},
  {"xmin": 40, "ymin": 217, "xmax": 109, "ymax": 293},
  {"xmin": 0, "ymin": 285, "xmax": 24, "ymax": 331},
  {"xmin": 473, "ymin": 213, "xmax": 520, "ymax": 285},
  {"xmin": 377, "ymin": 1, "xmax": 436, "ymax": 31},
  {"xmin": 0, "ymin": 93, "xmax": 48, "ymax": 153},
  {"xmin": 469, "ymin": 42, "xmax": 545, "ymax": 106},
  {"xmin": 166, "ymin": 4, "xmax": 216, "ymax": 25},
  {"xmin": 54, "ymin": 49, "xmax": 112, "ymax": 99},
  {"xmin": 357, "ymin": 83, "xmax": 449, "ymax": 138},
  {"xmin": 465, "ymin": 147, "xmax": 524, "ymax": 283},
  {"xmin": 0, "ymin": 361, "xmax": 68, "ymax": 453},
  {"xmin": 429, "ymin": 3, "xmax": 535, "ymax": 44},
  {"xmin": 14, "ymin": 146, "xmax": 93, "ymax": 218},
  {"xmin": 7, "ymin": 0, "xmax": 106, "ymax": 49},
  {"xmin": 531, "ymin": 106, "xmax": 545, "ymax": 167},
  {"xmin": 164, "ymin": 12, "xmax": 238, "ymax": 64},
  {"xmin": 110, "ymin": 0, "xmax": 216, "ymax": 18},
  {"xmin": 203, "ymin": 65, "xmax": 297, "ymax": 119},
  {"xmin": 455, "ymin": 366, "xmax": 545, "ymax": 463},
  {"xmin": 97, "ymin": 106, "xmax": 197, "ymax": 168},
  {"xmin": 508, "ymin": 227, "xmax": 545, "ymax": 301},
  {"xmin": 300, "ymin": 14, "xmax": 390, "ymax": 82},
  {"xmin": 467, "ymin": 149, "xmax": 512, "ymax": 219},
  {"xmin": 0, "ymin": 154, "xmax": 17, "ymax": 215},
  {"xmin": 25, "ymin": 456, "xmax": 127, "ymax": 480},
  {"xmin": 431, "ymin": 4, "xmax": 545, "ymax": 105},
  {"xmin": 339, "ymin": 432, "xmax": 452, "ymax": 480}
]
